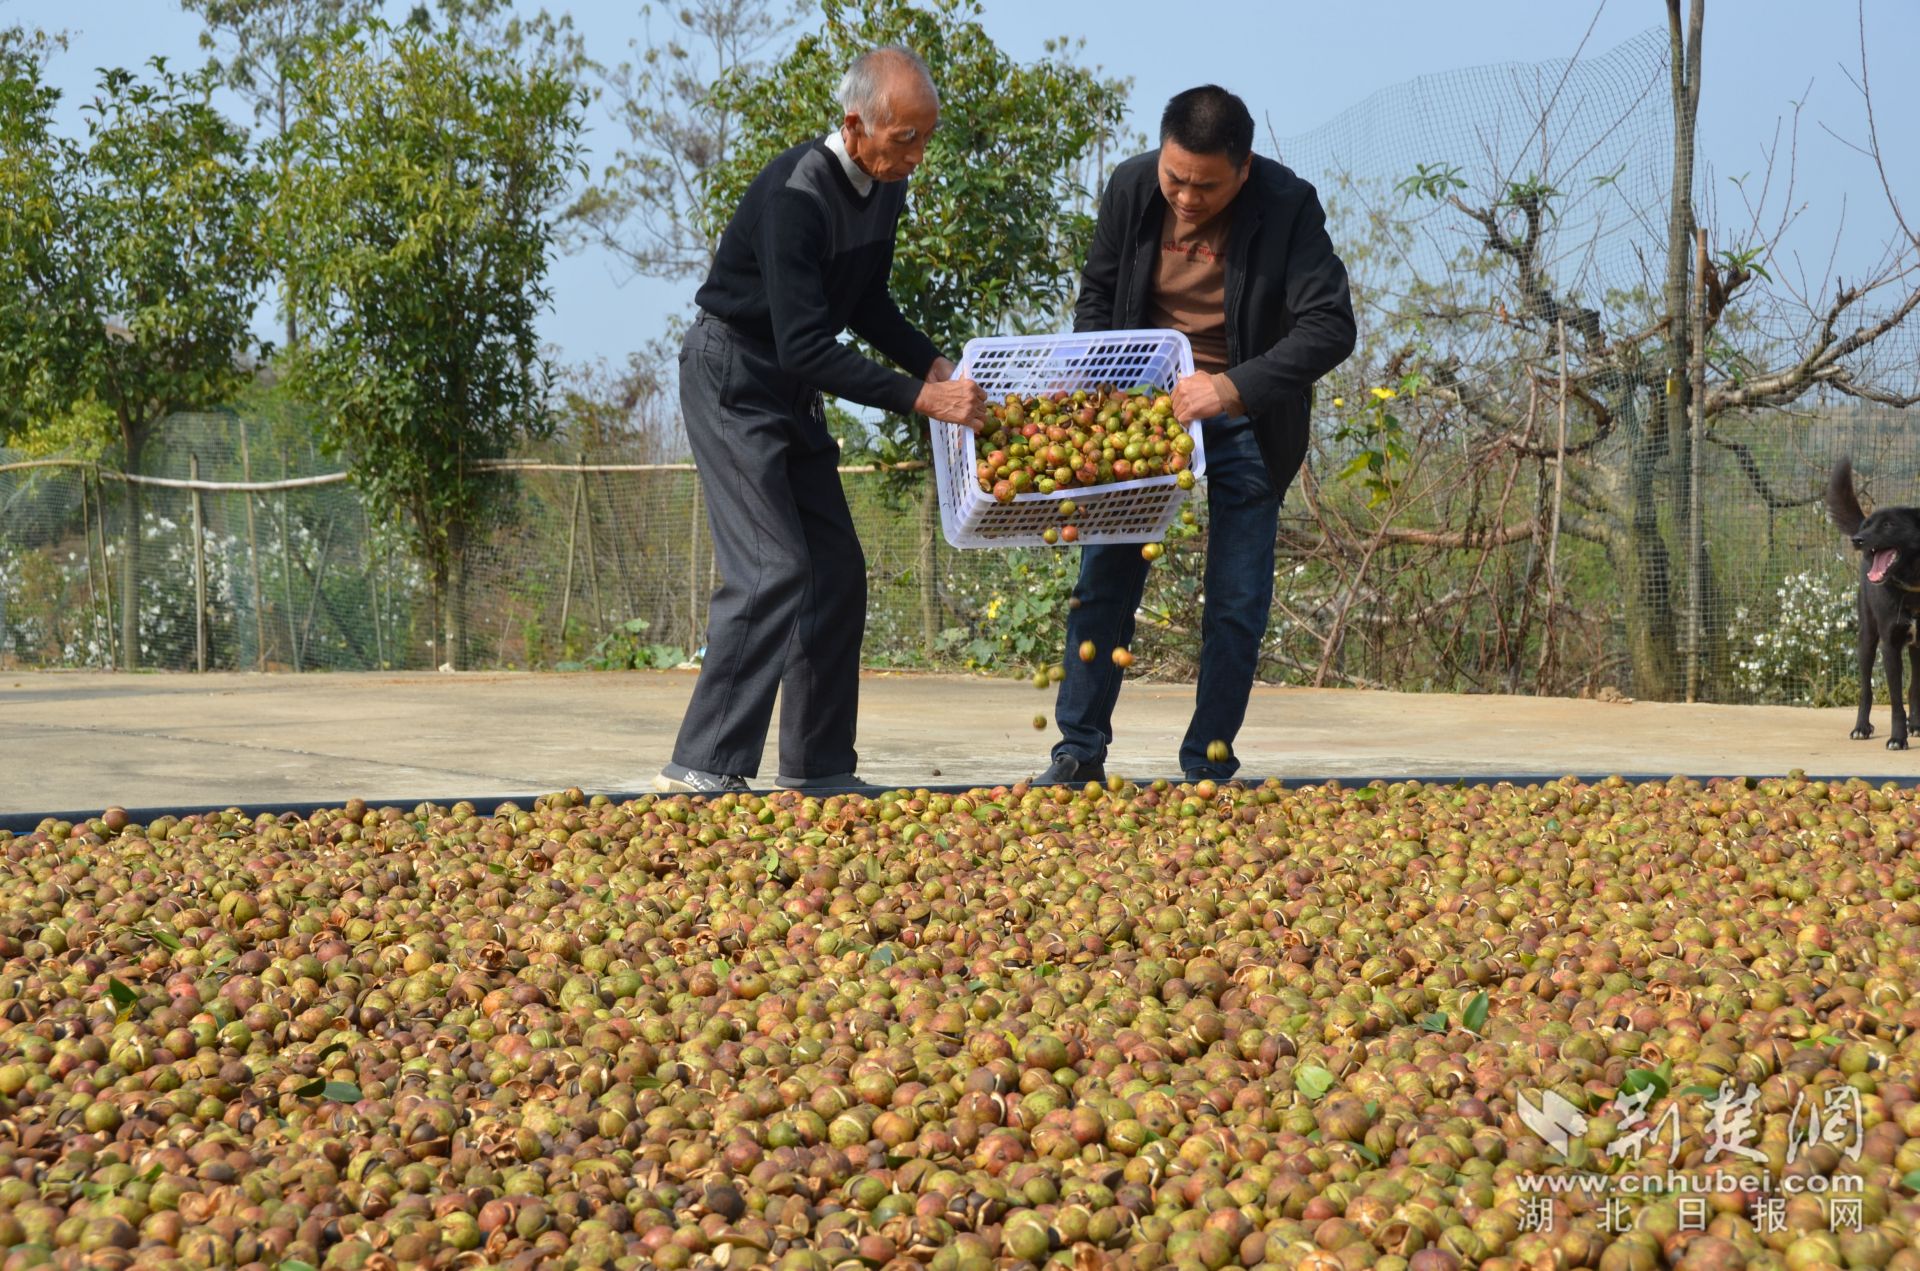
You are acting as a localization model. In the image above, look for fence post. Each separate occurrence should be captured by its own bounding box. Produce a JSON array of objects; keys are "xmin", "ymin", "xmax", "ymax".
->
[
  {"xmin": 559, "ymin": 461, "xmax": 584, "ymax": 650},
  {"xmin": 79, "ymin": 472, "xmax": 97, "ymax": 617},
  {"xmin": 919, "ymin": 485, "xmax": 938, "ymax": 661},
  {"xmin": 688, "ymin": 480, "xmax": 702, "ymax": 651},
  {"xmin": 365, "ymin": 504, "xmax": 385, "ymax": 671},
  {"xmin": 581, "ymin": 459, "xmax": 605, "ymax": 637},
  {"xmin": 1538, "ymin": 320, "xmax": 1570, "ymax": 688},
  {"xmin": 279, "ymin": 447, "xmax": 300, "ymax": 673},
  {"xmin": 92, "ymin": 472, "xmax": 116, "ymax": 668},
  {"xmin": 597, "ymin": 469, "xmax": 633, "ymax": 636},
  {"xmin": 191, "ymin": 454, "xmax": 208, "ymax": 673},
  {"xmin": 238, "ymin": 420, "xmax": 266, "ymax": 671},
  {"xmin": 1685, "ymin": 227, "xmax": 1708, "ymax": 703}
]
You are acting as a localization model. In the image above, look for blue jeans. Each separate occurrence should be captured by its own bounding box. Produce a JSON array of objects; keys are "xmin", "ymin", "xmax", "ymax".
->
[{"xmin": 1053, "ymin": 415, "xmax": 1279, "ymax": 779}]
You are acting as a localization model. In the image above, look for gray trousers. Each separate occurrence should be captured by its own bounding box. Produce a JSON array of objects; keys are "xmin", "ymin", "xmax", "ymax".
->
[{"xmin": 670, "ymin": 313, "xmax": 866, "ymax": 778}]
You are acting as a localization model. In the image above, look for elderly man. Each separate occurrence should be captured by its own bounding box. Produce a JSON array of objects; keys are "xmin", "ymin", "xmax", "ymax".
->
[
  {"xmin": 656, "ymin": 45, "xmax": 987, "ymax": 795},
  {"xmin": 1036, "ymin": 85, "xmax": 1357, "ymax": 786}
]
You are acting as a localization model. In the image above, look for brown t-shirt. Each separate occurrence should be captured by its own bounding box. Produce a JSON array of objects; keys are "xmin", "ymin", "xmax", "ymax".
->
[{"xmin": 1147, "ymin": 205, "xmax": 1231, "ymax": 374}]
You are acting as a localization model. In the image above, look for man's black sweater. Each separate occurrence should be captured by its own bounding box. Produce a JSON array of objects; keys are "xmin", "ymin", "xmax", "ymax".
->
[{"xmin": 695, "ymin": 139, "xmax": 939, "ymax": 416}]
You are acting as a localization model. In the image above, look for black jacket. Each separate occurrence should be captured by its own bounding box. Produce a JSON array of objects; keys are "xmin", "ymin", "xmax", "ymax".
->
[{"xmin": 1075, "ymin": 149, "xmax": 1357, "ymax": 495}]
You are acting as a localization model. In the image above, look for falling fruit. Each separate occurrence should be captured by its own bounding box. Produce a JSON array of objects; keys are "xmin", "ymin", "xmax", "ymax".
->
[
  {"xmin": 1060, "ymin": 525, "xmax": 1078, "ymax": 543},
  {"xmin": 1207, "ymin": 739, "xmax": 1230, "ymax": 763},
  {"xmin": 1141, "ymin": 542, "xmax": 1164, "ymax": 562},
  {"xmin": 1048, "ymin": 664, "xmax": 1065, "ymax": 683},
  {"xmin": 1111, "ymin": 647, "xmax": 1134, "ymax": 668},
  {"xmin": 1042, "ymin": 526, "xmax": 1058, "ymax": 544},
  {"xmin": 1078, "ymin": 640, "xmax": 1096, "ymax": 662},
  {"xmin": 1177, "ymin": 470, "xmax": 1196, "ymax": 490},
  {"xmin": 1068, "ymin": 596, "xmax": 1082, "ymax": 610},
  {"xmin": 1057, "ymin": 499, "xmax": 1077, "ymax": 518},
  {"xmin": 1031, "ymin": 668, "xmax": 1050, "ymax": 690},
  {"xmin": 1032, "ymin": 714, "xmax": 1047, "ymax": 730}
]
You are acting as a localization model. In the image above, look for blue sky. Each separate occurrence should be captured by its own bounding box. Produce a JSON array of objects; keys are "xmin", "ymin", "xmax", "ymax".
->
[{"xmin": 9, "ymin": 0, "xmax": 1917, "ymax": 371}]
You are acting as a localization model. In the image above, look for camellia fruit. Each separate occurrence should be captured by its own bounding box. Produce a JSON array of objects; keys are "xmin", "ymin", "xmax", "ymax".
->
[
  {"xmin": 1078, "ymin": 641, "xmax": 1096, "ymax": 662},
  {"xmin": 1111, "ymin": 647, "xmax": 1134, "ymax": 668},
  {"xmin": 971, "ymin": 385, "xmax": 1195, "ymax": 500}
]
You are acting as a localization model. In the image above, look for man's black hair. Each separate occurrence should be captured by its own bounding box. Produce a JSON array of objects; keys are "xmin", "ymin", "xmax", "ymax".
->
[{"xmin": 1160, "ymin": 85, "xmax": 1255, "ymax": 168}]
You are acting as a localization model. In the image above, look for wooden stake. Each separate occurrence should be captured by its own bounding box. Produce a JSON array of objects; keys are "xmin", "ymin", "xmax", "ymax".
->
[
  {"xmin": 238, "ymin": 421, "xmax": 265, "ymax": 670},
  {"xmin": 190, "ymin": 454, "xmax": 207, "ymax": 673}
]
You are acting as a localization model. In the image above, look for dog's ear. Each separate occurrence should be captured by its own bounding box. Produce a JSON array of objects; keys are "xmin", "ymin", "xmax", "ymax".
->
[{"xmin": 1828, "ymin": 458, "xmax": 1867, "ymax": 537}]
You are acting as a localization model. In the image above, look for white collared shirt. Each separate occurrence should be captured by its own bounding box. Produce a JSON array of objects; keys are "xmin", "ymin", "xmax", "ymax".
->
[{"xmin": 824, "ymin": 129, "xmax": 875, "ymax": 197}]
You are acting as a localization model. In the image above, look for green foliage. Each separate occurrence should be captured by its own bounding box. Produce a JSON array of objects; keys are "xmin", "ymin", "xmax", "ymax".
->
[
  {"xmin": 1716, "ymin": 243, "xmax": 1771, "ymax": 284},
  {"xmin": 0, "ymin": 54, "xmax": 263, "ymax": 454},
  {"xmin": 557, "ymin": 616, "xmax": 686, "ymax": 672},
  {"xmin": 2, "ymin": 399, "xmax": 112, "ymax": 460},
  {"xmin": 180, "ymin": 0, "xmax": 381, "ymax": 131},
  {"xmin": 702, "ymin": 0, "xmax": 1131, "ymax": 474},
  {"xmin": 1330, "ymin": 374, "xmax": 1422, "ymax": 509},
  {"xmin": 1394, "ymin": 161, "xmax": 1465, "ymax": 203},
  {"xmin": 0, "ymin": 51, "xmax": 264, "ymax": 666},
  {"xmin": 1618, "ymin": 1059, "xmax": 1674, "ymax": 1104},
  {"xmin": 1500, "ymin": 174, "xmax": 1562, "ymax": 209},
  {"xmin": 272, "ymin": 19, "xmax": 586, "ymax": 633},
  {"xmin": 1293, "ymin": 1064, "xmax": 1336, "ymax": 1101},
  {"xmin": 934, "ymin": 548, "xmax": 1078, "ymax": 670}
]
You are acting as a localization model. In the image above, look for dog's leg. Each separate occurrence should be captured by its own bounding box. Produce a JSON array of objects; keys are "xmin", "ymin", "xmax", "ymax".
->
[
  {"xmin": 1907, "ymin": 638, "xmax": 1920, "ymax": 746},
  {"xmin": 1887, "ymin": 629, "xmax": 1909, "ymax": 750},
  {"xmin": 1853, "ymin": 603, "xmax": 1878, "ymax": 740}
]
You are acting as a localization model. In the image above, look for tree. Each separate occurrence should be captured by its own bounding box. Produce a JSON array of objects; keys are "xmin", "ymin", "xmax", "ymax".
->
[
  {"xmin": 1345, "ymin": 1, "xmax": 1919, "ymax": 702},
  {"xmin": 567, "ymin": 0, "xmax": 797, "ymax": 284},
  {"xmin": 0, "ymin": 54, "xmax": 265, "ymax": 668},
  {"xmin": 273, "ymin": 19, "xmax": 586, "ymax": 670},
  {"xmin": 181, "ymin": 0, "xmax": 584, "ymax": 351},
  {"xmin": 702, "ymin": 0, "xmax": 1131, "ymax": 469},
  {"xmin": 0, "ymin": 7, "xmax": 65, "ymax": 64},
  {"xmin": 183, "ymin": 0, "xmax": 378, "ymax": 136},
  {"xmin": 182, "ymin": 0, "xmax": 380, "ymax": 347}
]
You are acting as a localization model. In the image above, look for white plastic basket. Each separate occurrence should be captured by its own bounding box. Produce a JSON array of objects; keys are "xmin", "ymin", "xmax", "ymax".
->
[{"xmin": 933, "ymin": 329, "xmax": 1208, "ymax": 549}]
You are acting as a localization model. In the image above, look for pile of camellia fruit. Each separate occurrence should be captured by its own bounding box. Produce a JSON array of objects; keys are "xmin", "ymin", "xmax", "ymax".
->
[
  {"xmin": 3, "ymin": 773, "xmax": 1920, "ymax": 1271},
  {"xmin": 975, "ymin": 387, "xmax": 1198, "ymax": 511}
]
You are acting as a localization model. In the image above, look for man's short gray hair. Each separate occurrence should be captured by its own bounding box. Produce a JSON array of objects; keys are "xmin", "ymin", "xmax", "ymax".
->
[{"xmin": 837, "ymin": 45, "xmax": 937, "ymax": 125}]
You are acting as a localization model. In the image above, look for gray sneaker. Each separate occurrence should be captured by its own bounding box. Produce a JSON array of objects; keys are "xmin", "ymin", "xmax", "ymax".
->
[
  {"xmin": 654, "ymin": 762, "xmax": 751, "ymax": 794},
  {"xmin": 1035, "ymin": 753, "xmax": 1105, "ymax": 785},
  {"xmin": 775, "ymin": 771, "xmax": 869, "ymax": 791}
]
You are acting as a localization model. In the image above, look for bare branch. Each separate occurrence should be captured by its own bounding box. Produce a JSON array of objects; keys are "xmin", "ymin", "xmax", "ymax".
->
[
  {"xmin": 1703, "ymin": 433, "xmax": 1820, "ymax": 511},
  {"xmin": 1705, "ymin": 279, "xmax": 1920, "ymax": 414},
  {"xmin": 1280, "ymin": 519, "xmax": 1541, "ymax": 554}
]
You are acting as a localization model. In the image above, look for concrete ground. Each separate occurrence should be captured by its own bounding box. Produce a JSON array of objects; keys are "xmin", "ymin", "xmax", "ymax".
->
[{"xmin": 1, "ymin": 668, "xmax": 1914, "ymax": 821}]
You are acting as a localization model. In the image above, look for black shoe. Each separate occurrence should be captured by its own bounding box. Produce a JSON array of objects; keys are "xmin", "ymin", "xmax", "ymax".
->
[
  {"xmin": 775, "ymin": 771, "xmax": 876, "ymax": 792},
  {"xmin": 1036, "ymin": 754, "xmax": 1104, "ymax": 785},
  {"xmin": 654, "ymin": 762, "xmax": 751, "ymax": 794}
]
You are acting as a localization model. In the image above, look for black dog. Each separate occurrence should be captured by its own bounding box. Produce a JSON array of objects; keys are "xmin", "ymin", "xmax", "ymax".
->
[{"xmin": 1826, "ymin": 458, "xmax": 1920, "ymax": 749}]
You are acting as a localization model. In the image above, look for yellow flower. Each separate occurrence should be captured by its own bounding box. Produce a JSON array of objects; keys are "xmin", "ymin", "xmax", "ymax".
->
[
  {"xmin": 1370, "ymin": 386, "xmax": 1397, "ymax": 401},
  {"xmin": 986, "ymin": 596, "xmax": 1003, "ymax": 621},
  {"xmin": 1331, "ymin": 396, "xmax": 1345, "ymax": 408}
]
